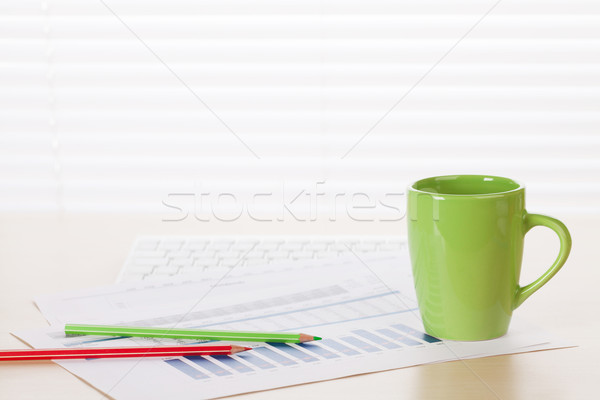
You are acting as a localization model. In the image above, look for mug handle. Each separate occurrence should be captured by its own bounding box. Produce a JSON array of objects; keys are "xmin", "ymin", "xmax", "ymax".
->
[{"xmin": 513, "ymin": 213, "xmax": 572, "ymax": 310}]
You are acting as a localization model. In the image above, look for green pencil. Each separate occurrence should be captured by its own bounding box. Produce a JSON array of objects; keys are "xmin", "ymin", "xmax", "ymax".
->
[{"xmin": 64, "ymin": 324, "xmax": 322, "ymax": 343}]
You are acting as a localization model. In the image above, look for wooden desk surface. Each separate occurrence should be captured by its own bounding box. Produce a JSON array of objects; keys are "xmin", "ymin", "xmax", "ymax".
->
[{"xmin": 0, "ymin": 213, "xmax": 598, "ymax": 399}]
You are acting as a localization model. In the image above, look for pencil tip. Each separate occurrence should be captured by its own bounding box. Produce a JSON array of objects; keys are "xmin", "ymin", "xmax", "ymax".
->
[
  {"xmin": 299, "ymin": 333, "xmax": 321, "ymax": 342},
  {"xmin": 231, "ymin": 345, "xmax": 252, "ymax": 354}
]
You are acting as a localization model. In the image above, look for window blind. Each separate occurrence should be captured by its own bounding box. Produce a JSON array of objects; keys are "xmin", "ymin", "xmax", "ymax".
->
[{"xmin": 1, "ymin": 0, "xmax": 599, "ymax": 215}]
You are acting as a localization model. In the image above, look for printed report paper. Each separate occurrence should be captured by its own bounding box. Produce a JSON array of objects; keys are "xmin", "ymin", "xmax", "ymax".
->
[{"xmin": 14, "ymin": 254, "xmax": 569, "ymax": 399}]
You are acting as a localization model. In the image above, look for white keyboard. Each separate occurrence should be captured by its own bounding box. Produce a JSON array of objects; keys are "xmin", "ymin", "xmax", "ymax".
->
[{"xmin": 117, "ymin": 236, "xmax": 407, "ymax": 283}]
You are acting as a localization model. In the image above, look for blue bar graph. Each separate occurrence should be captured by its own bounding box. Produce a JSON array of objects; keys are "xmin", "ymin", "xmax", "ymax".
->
[
  {"xmin": 298, "ymin": 343, "xmax": 340, "ymax": 359},
  {"xmin": 392, "ymin": 324, "xmax": 441, "ymax": 343},
  {"xmin": 352, "ymin": 329, "xmax": 400, "ymax": 349},
  {"xmin": 211, "ymin": 356, "xmax": 254, "ymax": 373},
  {"xmin": 340, "ymin": 336, "xmax": 381, "ymax": 353},
  {"xmin": 237, "ymin": 353, "xmax": 276, "ymax": 370},
  {"xmin": 376, "ymin": 328, "xmax": 421, "ymax": 346},
  {"xmin": 254, "ymin": 346, "xmax": 297, "ymax": 366},
  {"xmin": 165, "ymin": 359, "xmax": 209, "ymax": 380},
  {"xmin": 320, "ymin": 339, "xmax": 360, "ymax": 356},
  {"xmin": 268, "ymin": 343, "xmax": 318, "ymax": 363},
  {"xmin": 185, "ymin": 356, "xmax": 233, "ymax": 376}
]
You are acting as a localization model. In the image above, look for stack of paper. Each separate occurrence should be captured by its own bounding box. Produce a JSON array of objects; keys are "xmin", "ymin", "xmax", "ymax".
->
[{"xmin": 14, "ymin": 253, "xmax": 570, "ymax": 399}]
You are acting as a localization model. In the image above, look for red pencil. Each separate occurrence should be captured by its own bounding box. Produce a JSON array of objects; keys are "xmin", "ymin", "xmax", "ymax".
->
[{"xmin": 0, "ymin": 345, "xmax": 251, "ymax": 361}]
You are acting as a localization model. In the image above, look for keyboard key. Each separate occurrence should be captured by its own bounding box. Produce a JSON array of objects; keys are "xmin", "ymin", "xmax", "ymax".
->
[
  {"xmin": 179, "ymin": 266, "xmax": 201, "ymax": 274},
  {"xmin": 318, "ymin": 239, "xmax": 335, "ymax": 244},
  {"xmin": 236, "ymin": 239, "xmax": 259, "ymax": 244},
  {"xmin": 354, "ymin": 243, "xmax": 376, "ymax": 251},
  {"xmin": 185, "ymin": 241, "xmax": 208, "ymax": 250},
  {"xmin": 220, "ymin": 258, "xmax": 242, "ymax": 267},
  {"xmin": 206, "ymin": 242, "xmax": 231, "ymax": 251},
  {"xmin": 137, "ymin": 241, "xmax": 159, "ymax": 250},
  {"xmin": 280, "ymin": 242, "xmax": 304, "ymax": 251},
  {"xmin": 192, "ymin": 250, "xmax": 215, "ymax": 258},
  {"xmin": 316, "ymin": 251, "xmax": 340, "ymax": 258},
  {"xmin": 134, "ymin": 257, "xmax": 168, "ymax": 266},
  {"xmin": 217, "ymin": 250, "xmax": 241, "ymax": 259},
  {"xmin": 328, "ymin": 244, "xmax": 350, "ymax": 251},
  {"xmin": 159, "ymin": 241, "xmax": 183, "ymax": 250},
  {"xmin": 266, "ymin": 250, "xmax": 290, "ymax": 259},
  {"xmin": 194, "ymin": 258, "xmax": 219, "ymax": 267},
  {"xmin": 363, "ymin": 240, "xmax": 382, "ymax": 245},
  {"xmin": 213, "ymin": 239, "xmax": 235, "ymax": 244},
  {"xmin": 378, "ymin": 243, "xmax": 403, "ymax": 251},
  {"xmin": 255, "ymin": 243, "xmax": 280, "ymax": 251},
  {"xmin": 290, "ymin": 251, "xmax": 314, "ymax": 259},
  {"xmin": 171, "ymin": 258, "xmax": 194, "ymax": 267},
  {"xmin": 263, "ymin": 239, "xmax": 284, "ymax": 244},
  {"xmin": 154, "ymin": 265, "xmax": 179, "ymax": 274},
  {"xmin": 244, "ymin": 258, "xmax": 267, "ymax": 266},
  {"xmin": 135, "ymin": 240, "xmax": 159, "ymax": 250},
  {"xmin": 168, "ymin": 250, "xmax": 191, "ymax": 258},
  {"xmin": 244, "ymin": 250, "xmax": 264, "ymax": 258},
  {"xmin": 266, "ymin": 256, "xmax": 289, "ymax": 263},
  {"xmin": 235, "ymin": 242, "xmax": 259, "ymax": 251},
  {"xmin": 307, "ymin": 243, "xmax": 328, "ymax": 251}
]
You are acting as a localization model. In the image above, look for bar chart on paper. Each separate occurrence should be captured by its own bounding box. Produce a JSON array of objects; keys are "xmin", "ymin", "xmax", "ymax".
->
[
  {"xmin": 165, "ymin": 322, "xmax": 441, "ymax": 382},
  {"xmin": 17, "ymin": 254, "xmax": 562, "ymax": 399}
]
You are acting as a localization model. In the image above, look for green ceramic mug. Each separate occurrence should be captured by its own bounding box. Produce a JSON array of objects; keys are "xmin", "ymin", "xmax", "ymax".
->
[{"xmin": 407, "ymin": 175, "xmax": 571, "ymax": 341}]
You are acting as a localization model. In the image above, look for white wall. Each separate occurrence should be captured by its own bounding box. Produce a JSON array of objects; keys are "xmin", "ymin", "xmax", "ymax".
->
[{"xmin": 1, "ymin": 0, "xmax": 599, "ymax": 216}]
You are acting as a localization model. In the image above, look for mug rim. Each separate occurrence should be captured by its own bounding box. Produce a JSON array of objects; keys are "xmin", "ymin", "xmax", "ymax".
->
[{"xmin": 409, "ymin": 174, "xmax": 524, "ymax": 197}]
